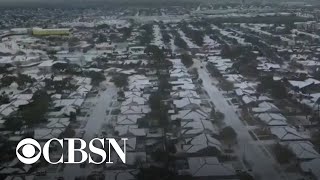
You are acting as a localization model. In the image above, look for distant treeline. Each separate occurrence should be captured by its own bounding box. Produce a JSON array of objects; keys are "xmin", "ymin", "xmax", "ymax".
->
[
  {"xmin": 205, "ymin": 15, "xmax": 310, "ymax": 24},
  {"xmin": 0, "ymin": 0, "xmax": 201, "ymax": 8}
]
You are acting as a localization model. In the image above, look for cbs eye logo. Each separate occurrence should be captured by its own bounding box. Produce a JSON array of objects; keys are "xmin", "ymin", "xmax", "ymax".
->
[{"xmin": 16, "ymin": 138, "xmax": 42, "ymax": 164}]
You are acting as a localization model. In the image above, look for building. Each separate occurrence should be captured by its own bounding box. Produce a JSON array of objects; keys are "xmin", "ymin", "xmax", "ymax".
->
[{"xmin": 32, "ymin": 28, "xmax": 71, "ymax": 36}]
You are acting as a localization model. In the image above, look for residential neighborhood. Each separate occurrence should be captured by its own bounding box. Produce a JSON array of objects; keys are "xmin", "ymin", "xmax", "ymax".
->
[{"xmin": 1, "ymin": 0, "xmax": 320, "ymax": 180}]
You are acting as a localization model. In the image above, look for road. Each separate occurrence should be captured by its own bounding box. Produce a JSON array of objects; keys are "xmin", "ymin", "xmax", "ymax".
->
[
  {"xmin": 59, "ymin": 85, "xmax": 117, "ymax": 179},
  {"xmin": 193, "ymin": 59, "xmax": 286, "ymax": 180}
]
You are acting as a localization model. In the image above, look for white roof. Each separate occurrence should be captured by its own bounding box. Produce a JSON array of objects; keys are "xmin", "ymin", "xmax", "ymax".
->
[
  {"xmin": 186, "ymin": 156, "xmax": 235, "ymax": 177},
  {"xmin": 117, "ymin": 115, "xmax": 142, "ymax": 125},
  {"xmin": 255, "ymin": 113, "xmax": 287, "ymax": 126},
  {"xmin": 270, "ymin": 126, "xmax": 310, "ymax": 141},
  {"xmin": 118, "ymin": 137, "xmax": 136, "ymax": 152},
  {"xmin": 288, "ymin": 78, "xmax": 320, "ymax": 89},
  {"xmin": 288, "ymin": 141, "xmax": 319, "ymax": 160},
  {"xmin": 300, "ymin": 159, "xmax": 320, "ymax": 179},
  {"xmin": 183, "ymin": 133, "xmax": 222, "ymax": 153},
  {"xmin": 173, "ymin": 98, "xmax": 201, "ymax": 109},
  {"xmin": 170, "ymin": 90, "xmax": 200, "ymax": 99},
  {"xmin": 114, "ymin": 125, "xmax": 146, "ymax": 137},
  {"xmin": 120, "ymin": 105, "xmax": 151, "ymax": 115},
  {"xmin": 34, "ymin": 128, "xmax": 64, "ymax": 140},
  {"xmin": 252, "ymin": 101, "xmax": 280, "ymax": 113},
  {"xmin": 53, "ymin": 99, "xmax": 84, "ymax": 108},
  {"xmin": 171, "ymin": 109, "xmax": 208, "ymax": 121},
  {"xmin": 122, "ymin": 96, "xmax": 147, "ymax": 106},
  {"xmin": 46, "ymin": 118, "xmax": 70, "ymax": 129},
  {"xmin": 181, "ymin": 120, "xmax": 218, "ymax": 136}
]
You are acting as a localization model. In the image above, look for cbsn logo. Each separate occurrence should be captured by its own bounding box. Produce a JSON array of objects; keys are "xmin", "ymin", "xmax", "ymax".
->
[{"xmin": 16, "ymin": 138, "xmax": 127, "ymax": 165}]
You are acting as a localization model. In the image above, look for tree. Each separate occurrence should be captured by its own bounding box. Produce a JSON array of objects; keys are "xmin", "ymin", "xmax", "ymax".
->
[
  {"xmin": 0, "ymin": 93, "xmax": 9, "ymax": 105},
  {"xmin": 0, "ymin": 75, "xmax": 16, "ymax": 87},
  {"xmin": 119, "ymin": 26, "xmax": 132, "ymax": 39},
  {"xmin": 149, "ymin": 93, "xmax": 161, "ymax": 111},
  {"xmin": 219, "ymin": 80, "xmax": 234, "ymax": 93},
  {"xmin": 189, "ymin": 68, "xmax": 199, "ymax": 79},
  {"xmin": 271, "ymin": 82, "xmax": 287, "ymax": 99},
  {"xmin": 161, "ymin": 31, "xmax": 171, "ymax": 44},
  {"xmin": 87, "ymin": 71, "xmax": 106, "ymax": 86},
  {"xmin": 4, "ymin": 117, "xmax": 23, "ymax": 131},
  {"xmin": 273, "ymin": 143, "xmax": 294, "ymax": 164},
  {"xmin": 16, "ymin": 73, "xmax": 35, "ymax": 87},
  {"xmin": 68, "ymin": 37, "xmax": 80, "ymax": 47},
  {"xmin": 111, "ymin": 74, "xmax": 128, "ymax": 88},
  {"xmin": 206, "ymin": 63, "xmax": 222, "ymax": 78},
  {"xmin": 144, "ymin": 45, "xmax": 164, "ymax": 61},
  {"xmin": 52, "ymin": 62, "xmax": 69, "ymax": 72},
  {"xmin": 174, "ymin": 36, "xmax": 188, "ymax": 49},
  {"xmin": 20, "ymin": 90, "xmax": 50, "ymax": 125},
  {"xmin": 158, "ymin": 76, "xmax": 171, "ymax": 93},
  {"xmin": 96, "ymin": 24, "xmax": 110, "ymax": 29},
  {"xmin": 181, "ymin": 53, "xmax": 193, "ymax": 68},
  {"xmin": 220, "ymin": 126, "xmax": 237, "ymax": 143}
]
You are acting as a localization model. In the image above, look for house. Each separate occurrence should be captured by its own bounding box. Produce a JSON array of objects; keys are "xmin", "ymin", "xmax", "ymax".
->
[
  {"xmin": 251, "ymin": 101, "xmax": 280, "ymax": 114},
  {"xmin": 300, "ymin": 159, "xmax": 320, "ymax": 180},
  {"xmin": 254, "ymin": 113, "xmax": 287, "ymax": 126},
  {"xmin": 117, "ymin": 115, "xmax": 142, "ymax": 125},
  {"xmin": 53, "ymin": 99, "xmax": 84, "ymax": 109},
  {"xmin": 173, "ymin": 98, "xmax": 201, "ymax": 109},
  {"xmin": 270, "ymin": 126, "xmax": 310, "ymax": 141},
  {"xmin": 171, "ymin": 109, "xmax": 208, "ymax": 122},
  {"xmin": 288, "ymin": 78, "xmax": 320, "ymax": 92},
  {"xmin": 114, "ymin": 125, "xmax": 146, "ymax": 137},
  {"xmin": 33, "ymin": 128, "xmax": 64, "ymax": 141},
  {"xmin": 38, "ymin": 60, "xmax": 62, "ymax": 73},
  {"xmin": 181, "ymin": 120, "xmax": 218, "ymax": 136},
  {"xmin": 180, "ymin": 156, "xmax": 236, "ymax": 179},
  {"xmin": 128, "ymin": 46, "xmax": 145, "ymax": 55},
  {"xmin": 288, "ymin": 141, "xmax": 320, "ymax": 160},
  {"xmin": 118, "ymin": 137, "xmax": 136, "ymax": 152},
  {"xmin": 170, "ymin": 90, "xmax": 200, "ymax": 99},
  {"xmin": 102, "ymin": 170, "xmax": 137, "ymax": 180},
  {"xmin": 120, "ymin": 105, "xmax": 151, "ymax": 115},
  {"xmin": 181, "ymin": 133, "xmax": 222, "ymax": 155}
]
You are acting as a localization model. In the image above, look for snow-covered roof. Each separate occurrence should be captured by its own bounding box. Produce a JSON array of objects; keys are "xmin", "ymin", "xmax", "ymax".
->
[
  {"xmin": 173, "ymin": 98, "xmax": 201, "ymax": 109},
  {"xmin": 170, "ymin": 90, "xmax": 200, "ymax": 99},
  {"xmin": 252, "ymin": 101, "xmax": 280, "ymax": 114},
  {"xmin": 300, "ymin": 159, "xmax": 320, "ymax": 179},
  {"xmin": 120, "ymin": 105, "xmax": 151, "ymax": 115},
  {"xmin": 117, "ymin": 115, "xmax": 142, "ymax": 125},
  {"xmin": 185, "ymin": 156, "xmax": 236, "ymax": 177},
  {"xmin": 288, "ymin": 78, "xmax": 320, "ymax": 89},
  {"xmin": 122, "ymin": 96, "xmax": 147, "ymax": 106},
  {"xmin": 46, "ymin": 118, "xmax": 70, "ymax": 129},
  {"xmin": 182, "ymin": 133, "xmax": 222, "ymax": 153},
  {"xmin": 270, "ymin": 126, "xmax": 310, "ymax": 141},
  {"xmin": 34, "ymin": 128, "xmax": 64, "ymax": 140},
  {"xmin": 255, "ymin": 113, "xmax": 287, "ymax": 126},
  {"xmin": 181, "ymin": 120, "xmax": 218, "ymax": 136},
  {"xmin": 115, "ymin": 125, "xmax": 146, "ymax": 137},
  {"xmin": 288, "ymin": 141, "xmax": 320, "ymax": 160},
  {"xmin": 118, "ymin": 137, "xmax": 136, "ymax": 152},
  {"xmin": 171, "ymin": 109, "xmax": 208, "ymax": 121}
]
